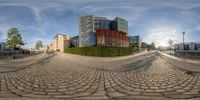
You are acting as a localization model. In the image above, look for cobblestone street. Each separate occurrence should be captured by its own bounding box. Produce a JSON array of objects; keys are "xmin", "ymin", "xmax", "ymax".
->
[{"xmin": 0, "ymin": 51, "xmax": 200, "ymax": 100}]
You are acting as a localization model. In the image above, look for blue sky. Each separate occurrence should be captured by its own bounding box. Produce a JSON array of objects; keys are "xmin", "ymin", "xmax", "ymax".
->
[{"xmin": 0, "ymin": 0, "xmax": 200, "ymax": 48}]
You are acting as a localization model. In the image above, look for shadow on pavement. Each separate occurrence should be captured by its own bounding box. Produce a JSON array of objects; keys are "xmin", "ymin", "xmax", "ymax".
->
[{"xmin": 119, "ymin": 52, "xmax": 159, "ymax": 72}]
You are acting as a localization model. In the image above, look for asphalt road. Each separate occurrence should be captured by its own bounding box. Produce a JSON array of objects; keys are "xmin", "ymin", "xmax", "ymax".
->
[{"xmin": 0, "ymin": 51, "xmax": 200, "ymax": 100}]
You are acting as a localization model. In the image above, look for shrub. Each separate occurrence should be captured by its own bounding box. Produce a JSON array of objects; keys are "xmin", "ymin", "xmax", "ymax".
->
[{"xmin": 64, "ymin": 46, "xmax": 138, "ymax": 57}]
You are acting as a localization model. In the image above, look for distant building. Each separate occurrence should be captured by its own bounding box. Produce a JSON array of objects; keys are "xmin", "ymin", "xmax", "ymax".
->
[
  {"xmin": 48, "ymin": 43, "xmax": 54, "ymax": 52},
  {"xmin": 0, "ymin": 42, "xmax": 28, "ymax": 55},
  {"xmin": 174, "ymin": 42, "xmax": 200, "ymax": 53},
  {"xmin": 79, "ymin": 15, "xmax": 129, "ymax": 47},
  {"xmin": 129, "ymin": 35, "xmax": 141, "ymax": 48},
  {"xmin": 52, "ymin": 33, "xmax": 71, "ymax": 52},
  {"xmin": 0, "ymin": 42, "xmax": 7, "ymax": 52},
  {"xmin": 70, "ymin": 36, "xmax": 79, "ymax": 47}
]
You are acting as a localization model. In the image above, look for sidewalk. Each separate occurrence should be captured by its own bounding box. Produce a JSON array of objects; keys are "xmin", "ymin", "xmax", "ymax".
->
[
  {"xmin": 159, "ymin": 51, "xmax": 200, "ymax": 65},
  {"xmin": 63, "ymin": 50, "xmax": 150, "ymax": 62},
  {"xmin": 158, "ymin": 51, "xmax": 200, "ymax": 72},
  {"xmin": 0, "ymin": 53, "xmax": 48, "ymax": 72}
]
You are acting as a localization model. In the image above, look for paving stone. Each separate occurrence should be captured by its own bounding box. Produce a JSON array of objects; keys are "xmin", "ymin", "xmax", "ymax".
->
[{"xmin": 0, "ymin": 52, "xmax": 199, "ymax": 100}]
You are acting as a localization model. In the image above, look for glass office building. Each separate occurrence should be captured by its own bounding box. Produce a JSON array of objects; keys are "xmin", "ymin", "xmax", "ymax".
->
[
  {"xmin": 129, "ymin": 35, "xmax": 141, "ymax": 48},
  {"xmin": 115, "ymin": 17, "xmax": 128, "ymax": 33},
  {"xmin": 79, "ymin": 15, "xmax": 111, "ymax": 47},
  {"xmin": 70, "ymin": 36, "xmax": 79, "ymax": 48},
  {"xmin": 129, "ymin": 36, "xmax": 140, "ymax": 44},
  {"xmin": 79, "ymin": 15, "xmax": 129, "ymax": 47},
  {"xmin": 110, "ymin": 17, "xmax": 128, "ymax": 33}
]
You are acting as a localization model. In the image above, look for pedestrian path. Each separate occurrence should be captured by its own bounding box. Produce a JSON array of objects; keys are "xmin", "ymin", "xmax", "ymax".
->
[
  {"xmin": 159, "ymin": 51, "xmax": 200, "ymax": 64},
  {"xmin": 0, "ymin": 52, "xmax": 200, "ymax": 99},
  {"xmin": 0, "ymin": 53, "xmax": 52, "ymax": 72},
  {"xmin": 159, "ymin": 51, "xmax": 200, "ymax": 72}
]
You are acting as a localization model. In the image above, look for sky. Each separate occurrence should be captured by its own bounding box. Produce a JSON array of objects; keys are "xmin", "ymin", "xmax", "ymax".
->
[{"xmin": 0, "ymin": 0, "xmax": 200, "ymax": 48}]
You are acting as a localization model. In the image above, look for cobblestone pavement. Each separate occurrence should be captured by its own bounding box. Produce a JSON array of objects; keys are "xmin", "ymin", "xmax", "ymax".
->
[
  {"xmin": 0, "ymin": 52, "xmax": 200, "ymax": 100},
  {"xmin": 0, "ymin": 53, "xmax": 47, "ymax": 72}
]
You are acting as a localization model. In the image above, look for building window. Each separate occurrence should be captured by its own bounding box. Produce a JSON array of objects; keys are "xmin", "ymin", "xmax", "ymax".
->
[
  {"xmin": 184, "ymin": 44, "xmax": 189, "ymax": 50},
  {"xmin": 196, "ymin": 44, "xmax": 200, "ymax": 50}
]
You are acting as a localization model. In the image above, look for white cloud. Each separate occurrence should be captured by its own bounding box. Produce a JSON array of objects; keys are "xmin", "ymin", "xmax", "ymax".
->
[
  {"xmin": 143, "ymin": 27, "xmax": 183, "ymax": 47},
  {"xmin": 0, "ymin": 0, "xmax": 199, "ymax": 47}
]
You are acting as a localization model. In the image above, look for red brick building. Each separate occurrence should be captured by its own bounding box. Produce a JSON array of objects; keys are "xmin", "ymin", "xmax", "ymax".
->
[{"xmin": 96, "ymin": 29, "xmax": 130, "ymax": 47}]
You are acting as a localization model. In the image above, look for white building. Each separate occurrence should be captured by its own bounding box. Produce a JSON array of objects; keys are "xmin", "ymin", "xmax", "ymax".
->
[
  {"xmin": 51, "ymin": 33, "xmax": 71, "ymax": 52},
  {"xmin": 174, "ymin": 42, "xmax": 200, "ymax": 53}
]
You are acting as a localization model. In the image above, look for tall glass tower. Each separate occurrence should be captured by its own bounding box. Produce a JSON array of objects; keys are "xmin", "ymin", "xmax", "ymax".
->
[{"xmin": 79, "ymin": 15, "xmax": 111, "ymax": 47}]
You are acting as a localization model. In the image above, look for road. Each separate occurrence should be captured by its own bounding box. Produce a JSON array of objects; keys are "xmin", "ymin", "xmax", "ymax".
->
[{"xmin": 0, "ymin": 51, "xmax": 200, "ymax": 100}]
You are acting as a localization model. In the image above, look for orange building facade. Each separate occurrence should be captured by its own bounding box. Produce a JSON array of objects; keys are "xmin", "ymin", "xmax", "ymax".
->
[{"xmin": 96, "ymin": 29, "xmax": 130, "ymax": 47}]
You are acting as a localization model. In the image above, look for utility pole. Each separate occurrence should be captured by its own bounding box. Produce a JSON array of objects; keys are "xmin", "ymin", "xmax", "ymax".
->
[{"xmin": 183, "ymin": 32, "xmax": 185, "ymax": 55}]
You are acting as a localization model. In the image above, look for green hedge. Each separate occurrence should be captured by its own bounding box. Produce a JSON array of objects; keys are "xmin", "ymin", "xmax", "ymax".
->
[{"xmin": 64, "ymin": 46, "xmax": 138, "ymax": 57}]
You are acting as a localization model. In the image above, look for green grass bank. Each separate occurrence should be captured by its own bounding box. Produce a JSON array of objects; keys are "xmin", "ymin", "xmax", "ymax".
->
[{"xmin": 64, "ymin": 46, "xmax": 138, "ymax": 57}]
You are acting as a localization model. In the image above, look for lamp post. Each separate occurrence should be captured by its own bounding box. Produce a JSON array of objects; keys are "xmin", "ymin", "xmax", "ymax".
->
[{"xmin": 183, "ymin": 32, "xmax": 185, "ymax": 55}]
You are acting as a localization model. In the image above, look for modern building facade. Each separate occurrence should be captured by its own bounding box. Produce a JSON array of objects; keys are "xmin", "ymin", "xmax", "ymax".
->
[
  {"xmin": 96, "ymin": 29, "xmax": 130, "ymax": 47},
  {"xmin": 79, "ymin": 16, "xmax": 95, "ymax": 47},
  {"xmin": 79, "ymin": 15, "xmax": 112, "ymax": 47},
  {"xmin": 52, "ymin": 33, "xmax": 70, "ymax": 52},
  {"xmin": 174, "ymin": 42, "xmax": 200, "ymax": 52},
  {"xmin": 70, "ymin": 36, "xmax": 79, "ymax": 48},
  {"xmin": 79, "ymin": 15, "xmax": 129, "ymax": 47},
  {"xmin": 110, "ymin": 17, "xmax": 128, "ymax": 33},
  {"xmin": 129, "ymin": 35, "xmax": 141, "ymax": 48}
]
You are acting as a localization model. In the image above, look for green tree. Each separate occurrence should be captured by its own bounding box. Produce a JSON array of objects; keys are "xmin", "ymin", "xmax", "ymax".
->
[
  {"xmin": 168, "ymin": 39, "xmax": 173, "ymax": 54},
  {"xmin": 7, "ymin": 27, "xmax": 24, "ymax": 58},
  {"xmin": 7, "ymin": 27, "xmax": 24, "ymax": 49},
  {"xmin": 35, "ymin": 40, "xmax": 43, "ymax": 50}
]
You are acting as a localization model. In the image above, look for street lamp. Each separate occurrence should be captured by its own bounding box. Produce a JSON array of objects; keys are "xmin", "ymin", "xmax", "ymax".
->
[{"xmin": 183, "ymin": 32, "xmax": 185, "ymax": 55}]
